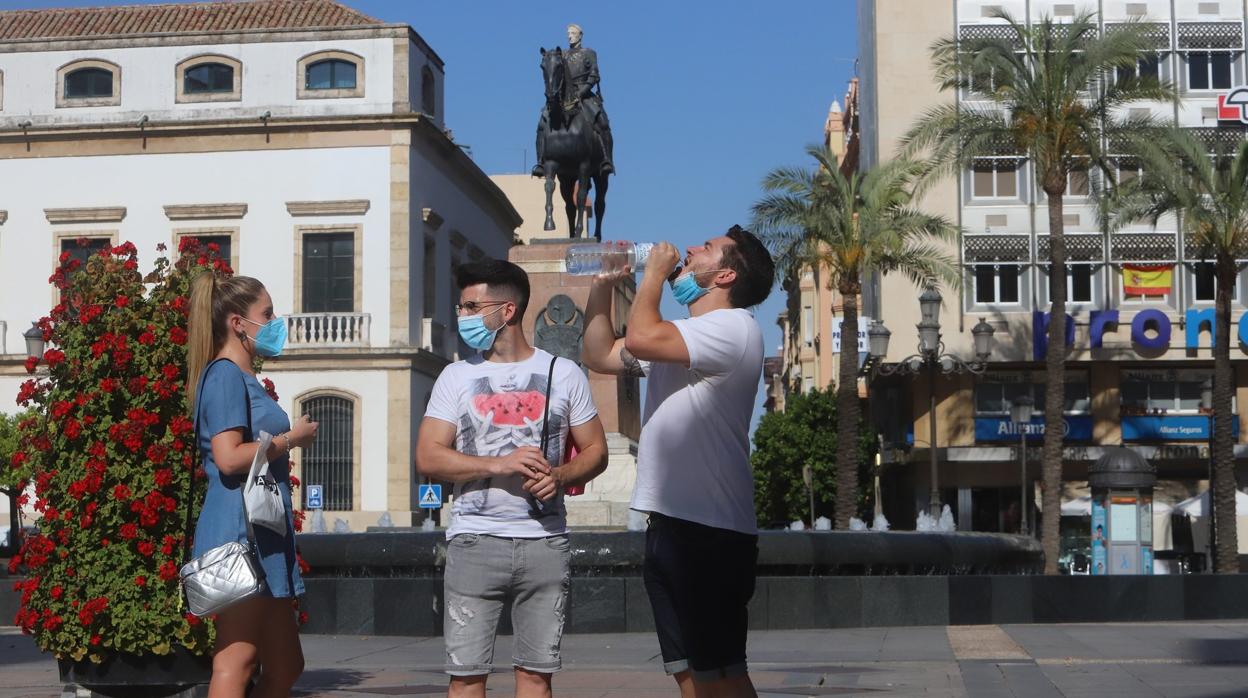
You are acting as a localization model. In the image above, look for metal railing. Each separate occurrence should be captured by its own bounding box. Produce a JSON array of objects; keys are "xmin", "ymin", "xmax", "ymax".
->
[{"xmin": 286, "ymin": 313, "xmax": 370, "ymax": 348}]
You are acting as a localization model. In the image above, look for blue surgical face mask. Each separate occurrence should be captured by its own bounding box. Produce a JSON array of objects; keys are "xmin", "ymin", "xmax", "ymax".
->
[
  {"xmin": 457, "ymin": 305, "xmax": 506, "ymax": 351},
  {"xmin": 243, "ymin": 317, "xmax": 288, "ymax": 357},
  {"xmin": 670, "ymin": 269, "xmax": 724, "ymax": 306}
]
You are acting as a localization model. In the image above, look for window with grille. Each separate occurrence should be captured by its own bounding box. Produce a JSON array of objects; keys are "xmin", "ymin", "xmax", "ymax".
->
[
  {"xmin": 300, "ymin": 395, "xmax": 354, "ymax": 511},
  {"xmin": 302, "ymin": 232, "xmax": 354, "ymax": 312}
]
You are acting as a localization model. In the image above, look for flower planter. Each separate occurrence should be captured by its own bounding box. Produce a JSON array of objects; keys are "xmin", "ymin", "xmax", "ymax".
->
[{"xmin": 57, "ymin": 645, "xmax": 211, "ymax": 697}]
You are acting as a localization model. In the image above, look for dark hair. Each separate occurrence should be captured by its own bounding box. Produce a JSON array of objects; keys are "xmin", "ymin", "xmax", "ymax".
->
[
  {"xmin": 455, "ymin": 258, "xmax": 531, "ymax": 320},
  {"xmin": 719, "ymin": 225, "xmax": 775, "ymax": 308}
]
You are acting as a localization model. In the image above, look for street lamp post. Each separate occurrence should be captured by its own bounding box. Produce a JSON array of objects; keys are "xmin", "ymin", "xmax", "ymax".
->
[
  {"xmin": 1201, "ymin": 376, "xmax": 1215, "ymax": 572},
  {"xmin": 866, "ymin": 287, "xmax": 995, "ymax": 518},
  {"xmin": 1010, "ymin": 393, "xmax": 1035, "ymax": 535}
]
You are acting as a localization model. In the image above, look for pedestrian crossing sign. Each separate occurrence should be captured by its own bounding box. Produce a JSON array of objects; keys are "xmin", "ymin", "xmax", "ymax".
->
[{"xmin": 419, "ymin": 484, "xmax": 442, "ymax": 509}]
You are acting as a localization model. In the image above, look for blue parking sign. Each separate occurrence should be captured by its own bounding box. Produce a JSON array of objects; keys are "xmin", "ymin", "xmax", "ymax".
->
[
  {"xmin": 306, "ymin": 485, "xmax": 323, "ymax": 510},
  {"xmin": 419, "ymin": 484, "xmax": 442, "ymax": 509}
]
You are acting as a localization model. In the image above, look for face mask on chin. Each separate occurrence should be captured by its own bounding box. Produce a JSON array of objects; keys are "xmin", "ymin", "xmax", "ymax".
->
[
  {"xmin": 457, "ymin": 305, "xmax": 506, "ymax": 351},
  {"xmin": 670, "ymin": 268, "xmax": 725, "ymax": 306}
]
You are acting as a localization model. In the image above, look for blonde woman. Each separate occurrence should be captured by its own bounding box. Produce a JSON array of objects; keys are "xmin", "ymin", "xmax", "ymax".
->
[{"xmin": 187, "ymin": 273, "xmax": 318, "ymax": 697}]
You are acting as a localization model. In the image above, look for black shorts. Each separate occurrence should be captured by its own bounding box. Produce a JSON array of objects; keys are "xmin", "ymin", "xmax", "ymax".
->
[{"xmin": 642, "ymin": 512, "xmax": 758, "ymax": 682}]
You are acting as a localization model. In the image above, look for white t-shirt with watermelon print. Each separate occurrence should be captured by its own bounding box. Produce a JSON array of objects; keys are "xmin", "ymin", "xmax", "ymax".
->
[{"xmin": 424, "ymin": 347, "xmax": 597, "ymax": 539}]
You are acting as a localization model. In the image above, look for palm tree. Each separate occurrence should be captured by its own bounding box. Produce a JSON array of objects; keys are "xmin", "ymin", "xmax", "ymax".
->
[
  {"xmin": 901, "ymin": 10, "xmax": 1174, "ymax": 573},
  {"xmin": 1108, "ymin": 129, "xmax": 1246, "ymax": 573},
  {"xmin": 752, "ymin": 148, "xmax": 961, "ymax": 530}
]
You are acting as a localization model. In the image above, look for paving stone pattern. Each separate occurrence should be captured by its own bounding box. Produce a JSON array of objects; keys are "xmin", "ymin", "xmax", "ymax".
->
[{"xmin": 6, "ymin": 622, "xmax": 1248, "ymax": 696}]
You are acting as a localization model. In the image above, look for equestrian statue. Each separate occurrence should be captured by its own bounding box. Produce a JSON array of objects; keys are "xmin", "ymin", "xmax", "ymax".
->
[{"xmin": 533, "ymin": 23, "xmax": 614, "ymax": 239}]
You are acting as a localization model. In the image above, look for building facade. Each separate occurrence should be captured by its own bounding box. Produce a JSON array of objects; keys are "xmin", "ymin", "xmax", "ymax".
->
[
  {"xmin": 0, "ymin": 0, "xmax": 521, "ymax": 531},
  {"xmin": 859, "ymin": 0, "xmax": 1248, "ymax": 555}
]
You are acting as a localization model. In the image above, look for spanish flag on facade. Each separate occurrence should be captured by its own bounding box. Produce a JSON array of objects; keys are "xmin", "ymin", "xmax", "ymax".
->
[{"xmin": 1123, "ymin": 264, "xmax": 1173, "ymax": 296}]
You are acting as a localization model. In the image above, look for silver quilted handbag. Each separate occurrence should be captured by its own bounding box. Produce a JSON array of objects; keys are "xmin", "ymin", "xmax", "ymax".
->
[
  {"xmin": 179, "ymin": 359, "xmax": 269, "ymax": 617},
  {"xmin": 180, "ymin": 540, "xmax": 264, "ymax": 616}
]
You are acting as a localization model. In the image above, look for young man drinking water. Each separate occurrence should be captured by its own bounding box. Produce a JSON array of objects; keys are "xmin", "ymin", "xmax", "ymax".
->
[
  {"xmin": 417, "ymin": 259, "xmax": 609, "ymax": 698},
  {"xmin": 582, "ymin": 226, "xmax": 775, "ymax": 698}
]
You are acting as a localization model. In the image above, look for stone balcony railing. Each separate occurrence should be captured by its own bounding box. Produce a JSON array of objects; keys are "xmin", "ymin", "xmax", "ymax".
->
[{"xmin": 286, "ymin": 312, "xmax": 370, "ymax": 348}]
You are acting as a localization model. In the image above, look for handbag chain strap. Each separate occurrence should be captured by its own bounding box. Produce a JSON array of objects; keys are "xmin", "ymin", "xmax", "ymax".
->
[{"xmin": 182, "ymin": 358, "xmax": 259, "ymax": 566}]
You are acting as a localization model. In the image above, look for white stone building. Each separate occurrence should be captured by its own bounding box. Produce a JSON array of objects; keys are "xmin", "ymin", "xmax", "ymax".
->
[{"xmin": 0, "ymin": 0, "xmax": 521, "ymax": 530}]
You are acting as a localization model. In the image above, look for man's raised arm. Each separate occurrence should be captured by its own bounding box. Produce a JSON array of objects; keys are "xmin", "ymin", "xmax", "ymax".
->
[{"xmin": 582, "ymin": 274, "xmax": 644, "ymax": 376}]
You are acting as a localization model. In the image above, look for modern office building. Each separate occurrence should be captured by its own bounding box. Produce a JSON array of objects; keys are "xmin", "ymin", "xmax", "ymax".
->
[{"xmin": 858, "ymin": 1, "xmax": 1248, "ymax": 555}]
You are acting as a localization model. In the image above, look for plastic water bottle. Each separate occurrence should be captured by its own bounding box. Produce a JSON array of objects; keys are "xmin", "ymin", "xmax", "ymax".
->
[{"xmin": 564, "ymin": 241, "xmax": 654, "ymax": 275}]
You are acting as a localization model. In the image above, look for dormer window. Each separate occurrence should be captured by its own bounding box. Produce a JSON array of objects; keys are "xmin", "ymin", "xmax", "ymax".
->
[
  {"xmin": 57, "ymin": 59, "xmax": 121, "ymax": 107},
  {"xmin": 296, "ymin": 50, "xmax": 365, "ymax": 99}
]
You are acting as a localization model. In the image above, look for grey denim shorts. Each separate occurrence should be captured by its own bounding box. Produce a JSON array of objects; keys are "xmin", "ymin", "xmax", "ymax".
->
[{"xmin": 443, "ymin": 532, "xmax": 571, "ymax": 676}]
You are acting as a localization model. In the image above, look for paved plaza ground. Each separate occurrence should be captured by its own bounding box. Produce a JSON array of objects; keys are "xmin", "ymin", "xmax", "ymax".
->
[{"xmin": 5, "ymin": 621, "xmax": 1248, "ymax": 697}]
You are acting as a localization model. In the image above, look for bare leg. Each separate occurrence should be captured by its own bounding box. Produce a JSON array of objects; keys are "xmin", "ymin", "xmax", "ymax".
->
[
  {"xmin": 514, "ymin": 667, "xmax": 553, "ymax": 698},
  {"xmin": 250, "ymin": 598, "xmax": 305, "ymax": 698},
  {"xmin": 692, "ymin": 675, "xmax": 758, "ymax": 698},
  {"xmin": 207, "ymin": 596, "xmax": 264, "ymax": 698},
  {"xmin": 448, "ymin": 675, "xmax": 487, "ymax": 698},
  {"xmin": 673, "ymin": 670, "xmax": 698, "ymax": 698}
]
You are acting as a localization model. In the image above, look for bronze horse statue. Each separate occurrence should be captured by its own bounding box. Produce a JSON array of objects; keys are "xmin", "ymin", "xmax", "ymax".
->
[{"xmin": 538, "ymin": 47, "xmax": 609, "ymax": 239}]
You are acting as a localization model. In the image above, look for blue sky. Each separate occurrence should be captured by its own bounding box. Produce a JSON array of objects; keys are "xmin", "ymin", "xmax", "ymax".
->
[{"xmin": 7, "ymin": 0, "xmax": 860, "ymax": 437}]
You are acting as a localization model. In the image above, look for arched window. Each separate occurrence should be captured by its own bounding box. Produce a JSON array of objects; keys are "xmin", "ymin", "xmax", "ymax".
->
[
  {"xmin": 57, "ymin": 59, "xmax": 121, "ymax": 107},
  {"xmin": 184, "ymin": 62, "xmax": 233, "ymax": 93},
  {"xmin": 175, "ymin": 55, "xmax": 241, "ymax": 103},
  {"xmin": 307, "ymin": 59, "xmax": 356, "ymax": 90},
  {"xmin": 65, "ymin": 68, "xmax": 112, "ymax": 98},
  {"xmin": 296, "ymin": 50, "xmax": 364, "ymax": 99},
  {"xmin": 300, "ymin": 394, "xmax": 355, "ymax": 511},
  {"xmin": 421, "ymin": 66, "xmax": 436, "ymax": 117}
]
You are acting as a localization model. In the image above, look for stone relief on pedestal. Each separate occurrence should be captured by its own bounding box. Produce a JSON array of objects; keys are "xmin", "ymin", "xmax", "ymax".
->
[{"xmin": 533, "ymin": 293, "xmax": 585, "ymax": 364}]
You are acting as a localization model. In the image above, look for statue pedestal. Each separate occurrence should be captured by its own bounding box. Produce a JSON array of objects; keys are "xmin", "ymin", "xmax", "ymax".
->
[{"xmin": 510, "ymin": 239, "xmax": 640, "ymax": 528}]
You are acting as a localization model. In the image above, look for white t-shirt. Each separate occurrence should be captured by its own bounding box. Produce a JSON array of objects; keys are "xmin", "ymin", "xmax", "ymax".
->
[
  {"xmin": 631, "ymin": 308, "xmax": 764, "ymax": 535},
  {"xmin": 424, "ymin": 348, "xmax": 598, "ymax": 539}
]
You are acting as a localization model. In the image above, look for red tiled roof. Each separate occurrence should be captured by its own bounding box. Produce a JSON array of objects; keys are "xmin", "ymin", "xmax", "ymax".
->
[{"xmin": 0, "ymin": 0, "xmax": 385, "ymax": 42}]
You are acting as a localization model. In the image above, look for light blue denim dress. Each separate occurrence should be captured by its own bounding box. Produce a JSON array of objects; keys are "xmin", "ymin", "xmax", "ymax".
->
[{"xmin": 191, "ymin": 358, "xmax": 304, "ymax": 598}]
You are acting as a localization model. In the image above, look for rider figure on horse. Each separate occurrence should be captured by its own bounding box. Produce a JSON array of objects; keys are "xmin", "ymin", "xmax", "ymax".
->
[{"xmin": 532, "ymin": 23, "xmax": 615, "ymax": 178}]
